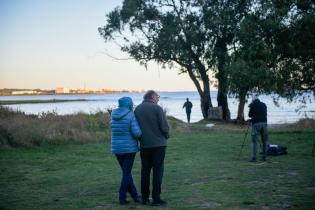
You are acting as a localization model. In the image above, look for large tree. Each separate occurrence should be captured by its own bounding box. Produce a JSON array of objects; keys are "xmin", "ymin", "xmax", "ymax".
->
[
  {"xmin": 201, "ymin": 0, "xmax": 249, "ymax": 120},
  {"xmin": 271, "ymin": 0, "xmax": 315, "ymax": 96},
  {"xmin": 99, "ymin": 0, "xmax": 213, "ymax": 118},
  {"xmin": 227, "ymin": 12, "xmax": 278, "ymax": 122},
  {"xmin": 99, "ymin": 0, "xmax": 249, "ymax": 120},
  {"xmin": 228, "ymin": 0, "xmax": 315, "ymax": 121}
]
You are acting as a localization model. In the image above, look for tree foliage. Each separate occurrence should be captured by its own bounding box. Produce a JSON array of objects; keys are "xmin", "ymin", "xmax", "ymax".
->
[
  {"xmin": 99, "ymin": 0, "xmax": 251, "ymax": 119},
  {"xmin": 227, "ymin": 0, "xmax": 315, "ymax": 121},
  {"xmin": 99, "ymin": 0, "xmax": 212, "ymax": 118},
  {"xmin": 99, "ymin": 0, "xmax": 314, "ymax": 121}
]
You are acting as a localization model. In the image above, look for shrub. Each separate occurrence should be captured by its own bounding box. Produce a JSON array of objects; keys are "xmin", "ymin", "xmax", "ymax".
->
[{"xmin": 0, "ymin": 106, "xmax": 111, "ymax": 148}]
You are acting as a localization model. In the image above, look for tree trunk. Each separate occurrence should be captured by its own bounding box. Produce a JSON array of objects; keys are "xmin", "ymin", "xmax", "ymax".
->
[
  {"xmin": 200, "ymin": 72, "xmax": 212, "ymax": 118},
  {"xmin": 200, "ymin": 89, "xmax": 212, "ymax": 118},
  {"xmin": 236, "ymin": 91, "xmax": 246, "ymax": 123},
  {"xmin": 182, "ymin": 62, "xmax": 213, "ymax": 119},
  {"xmin": 215, "ymin": 39, "xmax": 231, "ymax": 121},
  {"xmin": 217, "ymin": 90, "xmax": 230, "ymax": 120}
]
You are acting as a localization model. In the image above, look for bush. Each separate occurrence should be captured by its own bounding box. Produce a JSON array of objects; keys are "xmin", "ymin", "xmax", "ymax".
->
[{"xmin": 0, "ymin": 106, "xmax": 111, "ymax": 148}]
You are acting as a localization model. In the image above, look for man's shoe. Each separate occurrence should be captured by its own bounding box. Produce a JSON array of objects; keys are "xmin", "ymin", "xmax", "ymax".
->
[
  {"xmin": 152, "ymin": 199, "xmax": 167, "ymax": 206},
  {"xmin": 132, "ymin": 196, "xmax": 141, "ymax": 203},
  {"xmin": 249, "ymin": 158, "xmax": 257, "ymax": 162},
  {"xmin": 119, "ymin": 200, "xmax": 130, "ymax": 205},
  {"xmin": 142, "ymin": 198, "xmax": 150, "ymax": 205}
]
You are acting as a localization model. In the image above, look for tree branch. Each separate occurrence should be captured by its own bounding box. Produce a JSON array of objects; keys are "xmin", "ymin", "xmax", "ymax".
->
[
  {"xmin": 93, "ymin": 51, "xmax": 134, "ymax": 61},
  {"xmin": 172, "ymin": 58, "xmax": 203, "ymax": 94}
]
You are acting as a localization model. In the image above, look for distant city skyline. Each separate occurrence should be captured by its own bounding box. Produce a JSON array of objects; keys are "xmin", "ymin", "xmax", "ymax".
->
[{"xmin": 0, "ymin": 0, "xmax": 216, "ymax": 92}]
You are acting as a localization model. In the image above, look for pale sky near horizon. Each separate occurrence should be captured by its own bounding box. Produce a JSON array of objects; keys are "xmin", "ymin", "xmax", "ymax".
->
[{"xmin": 0, "ymin": 0, "xmax": 212, "ymax": 91}]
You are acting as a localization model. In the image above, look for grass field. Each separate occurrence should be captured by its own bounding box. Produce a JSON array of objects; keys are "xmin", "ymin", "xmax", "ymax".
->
[{"xmin": 1, "ymin": 119, "xmax": 315, "ymax": 210}]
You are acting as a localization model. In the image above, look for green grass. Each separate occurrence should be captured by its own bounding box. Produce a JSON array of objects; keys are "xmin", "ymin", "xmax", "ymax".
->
[{"xmin": 1, "ymin": 122, "xmax": 314, "ymax": 210}]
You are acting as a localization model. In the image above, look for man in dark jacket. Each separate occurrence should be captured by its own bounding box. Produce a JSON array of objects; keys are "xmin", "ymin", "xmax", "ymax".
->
[
  {"xmin": 134, "ymin": 90, "xmax": 170, "ymax": 206},
  {"xmin": 248, "ymin": 95, "xmax": 268, "ymax": 162},
  {"xmin": 182, "ymin": 98, "xmax": 193, "ymax": 123}
]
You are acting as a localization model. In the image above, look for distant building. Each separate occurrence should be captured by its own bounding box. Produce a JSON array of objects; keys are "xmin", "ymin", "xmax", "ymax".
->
[
  {"xmin": 12, "ymin": 90, "xmax": 37, "ymax": 95},
  {"xmin": 55, "ymin": 87, "xmax": 70, "ymax": 94}
]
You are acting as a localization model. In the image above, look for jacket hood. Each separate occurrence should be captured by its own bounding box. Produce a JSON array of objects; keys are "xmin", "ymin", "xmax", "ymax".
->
[
  {"xmin": 119, "ymin": 97, "xmax": 133, "ymax": 109},
  {"xmin": 111, "ymin": 97, "xmax": 133, "ymax": 120}
]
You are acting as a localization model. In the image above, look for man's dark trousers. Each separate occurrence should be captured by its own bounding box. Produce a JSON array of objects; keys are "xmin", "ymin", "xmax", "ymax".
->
[
  {"xmin": 116, "ymin": 153, "xmax": 138, "ymax": 202},
  {"xmin": 186, "ymin": 110, "xmax": 191, "ymax": 123},
  {"xmin": 140, "ymin": 146, "xmax": 166, "ymax": 201}
]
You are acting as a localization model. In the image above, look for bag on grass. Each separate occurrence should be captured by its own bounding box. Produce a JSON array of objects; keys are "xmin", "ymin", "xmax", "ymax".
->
[{"xmin": 267, "ymin": 144, "xmax": 288, "ymax": 156}]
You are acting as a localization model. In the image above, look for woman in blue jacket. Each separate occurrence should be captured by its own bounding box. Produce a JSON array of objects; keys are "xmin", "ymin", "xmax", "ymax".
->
[{"xmin": 111, "ymin": 97, "xmax": 142, "ymax": 205}]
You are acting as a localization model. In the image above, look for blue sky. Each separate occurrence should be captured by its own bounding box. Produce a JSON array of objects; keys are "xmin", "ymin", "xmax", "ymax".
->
[{"xmin": 0, "ymin": 0, "xmax": 200, "ymax": 91}]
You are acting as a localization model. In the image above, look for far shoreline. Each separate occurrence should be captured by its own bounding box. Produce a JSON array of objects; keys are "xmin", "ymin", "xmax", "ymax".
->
[
  {"xmin": 0, "ymin": 103, "xmax": 311, "ymax": 126},
  {"xmin": 0, "ymin": 99, "xmax": 88, "ymax": 105}
]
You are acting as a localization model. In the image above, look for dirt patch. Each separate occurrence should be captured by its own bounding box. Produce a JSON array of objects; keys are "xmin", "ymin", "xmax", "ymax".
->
[
  {"xmin": 199, "ymin": 201, "xmax": 221, "ymax": 209},
  {"xmin": 286, "ymin": 171, "xmax": 298, "ymax": 176},
  {"xmin": 85, "ymin": 204, "xmax": 114, "ymax": 210}
]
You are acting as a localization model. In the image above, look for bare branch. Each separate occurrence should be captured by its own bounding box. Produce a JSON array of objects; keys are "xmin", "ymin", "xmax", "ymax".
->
[{"xmin": 93, "ymin": 51, "xmax": 134, "ymax": 61}]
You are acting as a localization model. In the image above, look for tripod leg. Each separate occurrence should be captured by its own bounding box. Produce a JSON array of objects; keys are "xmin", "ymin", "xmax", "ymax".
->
[{"xmin": 238, "ymin": 125, "xmax": 250, "ymax": 159}]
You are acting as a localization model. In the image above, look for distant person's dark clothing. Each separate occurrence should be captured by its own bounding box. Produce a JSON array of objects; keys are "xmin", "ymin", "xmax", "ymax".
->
[
  {"xmin": 248, "ymin": 99, "xmax": 267, "ymax": 124},
  {"xmin": 111, "ymin": 97, "xmax": 142, "ymax": 204},
  {"xmin": 183, "ymin": 99, "xmax": 193, "ymax": 123},
  {"xmin": 248, "ymin": 98, "xmax": 268, "ymax": 162},
  {"xmin": 134, "ymin": 91, "xmax": 170, "ymax": 205}
]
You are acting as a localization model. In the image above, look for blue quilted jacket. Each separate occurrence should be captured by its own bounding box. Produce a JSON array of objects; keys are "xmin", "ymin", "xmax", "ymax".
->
[{"xmin": 111, "ymin": 97, "xmax": 142, "ymax": 154}]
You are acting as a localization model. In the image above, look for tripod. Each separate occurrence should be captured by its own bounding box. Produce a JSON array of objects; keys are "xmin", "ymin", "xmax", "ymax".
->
[
  {"xmin": 238, "ymin": 124, "xmax": 250, "ymax": 159},
  {"xmin": 238, "ymin": 123, "xmax": 263, "ymax": 160}
]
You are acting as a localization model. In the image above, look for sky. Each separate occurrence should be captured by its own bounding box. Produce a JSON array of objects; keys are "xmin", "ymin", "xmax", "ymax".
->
[{"xmin": 0, "ymin": 0, "xmax": 203, "ymax": 91}]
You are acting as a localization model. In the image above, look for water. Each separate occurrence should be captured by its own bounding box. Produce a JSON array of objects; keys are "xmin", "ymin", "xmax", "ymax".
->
[{"xmin": 1, "ymin": 91, "xmax": 314, "ymax": 124}]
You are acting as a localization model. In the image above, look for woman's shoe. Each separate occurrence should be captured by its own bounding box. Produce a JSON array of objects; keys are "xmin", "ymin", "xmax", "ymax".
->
[
  {"xmin": 119, "ymin": 200, "xmax": 130, "ymax": 205},
  {"xmin": 132, "ymin": 196, "xmax": 141, "ymax": 203}
]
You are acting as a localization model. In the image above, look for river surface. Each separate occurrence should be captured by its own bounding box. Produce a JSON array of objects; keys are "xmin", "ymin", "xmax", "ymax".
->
[{"xmin": 1, "ymin": 91, "xmax": 314, "ymax": 124}]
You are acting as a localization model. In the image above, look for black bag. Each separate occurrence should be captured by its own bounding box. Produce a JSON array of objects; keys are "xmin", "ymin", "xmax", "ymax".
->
[{"xmin": 267, "ymin": 144, "xmax": 288, "ymax": 156}]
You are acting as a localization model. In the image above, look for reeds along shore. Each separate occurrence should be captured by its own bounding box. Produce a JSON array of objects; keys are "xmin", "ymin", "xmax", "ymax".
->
[
  {"xmin": 0, "ymin": 106, "xmax": 110, "ymax": 147},
  {"xmin": 0, "ymin": 105, "xmax": 190, "ymax": 148},
  {"xmin": 0, "ymin": 106, "xmax": 314, "ymax": 148}
]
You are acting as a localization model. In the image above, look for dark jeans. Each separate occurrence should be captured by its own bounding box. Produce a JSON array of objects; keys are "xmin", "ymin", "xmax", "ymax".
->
[
  {"xmin": 186, "ymin": 110, "xmax": 191, "ymax": 123},
  {"xmin": 251, "ymin": 122, "xmax": 268, "ymax": 159},
  {"xmin": 115, "ymin": 152, "xmax": 138, "ymax": 201},
  {"xmin": 140, "ymin": 146, "xmax": 166, "ymax": 201}
]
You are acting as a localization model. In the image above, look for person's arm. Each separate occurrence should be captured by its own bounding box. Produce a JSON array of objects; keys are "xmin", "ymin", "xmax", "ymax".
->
[
  {"xmin": 130, "ymin": 113, "xmax": 142, "ymax": 138},
  {"xmin": 158, "ymin": 107, "xmax": 170, "ymax": 139}
]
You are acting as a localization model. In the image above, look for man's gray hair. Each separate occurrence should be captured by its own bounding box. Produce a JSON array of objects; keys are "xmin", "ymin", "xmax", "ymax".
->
[{"xmin": 143, "ymin": 90, "xmax": 157, "ymax": 100}]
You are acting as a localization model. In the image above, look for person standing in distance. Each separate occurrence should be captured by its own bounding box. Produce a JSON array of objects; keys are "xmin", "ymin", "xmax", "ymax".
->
[
  {"xmin": 111, "ymin": 97, "xmax": 142, "ymax": 205},
  {"xmin": 248, "ymin": 95, "xmax": 268, "ymax": 162},
  {"xmin": 134, "ymin": 90, "xmax": 170, "ymax": 206},
  {"xmin": 182, "ymin": 98, "xmax": 193, "ymax": 123}
]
